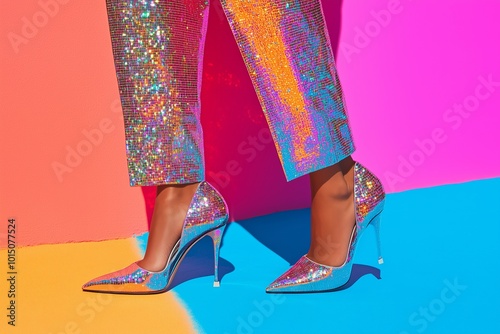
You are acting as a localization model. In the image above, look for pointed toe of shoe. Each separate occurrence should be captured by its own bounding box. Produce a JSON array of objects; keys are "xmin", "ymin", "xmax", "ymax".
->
[
  {"xmin": 265, "ymin": 256, "xmax": 316, "ymax": 293},
  {"xmin": 81, "ymin": 262, "xmax": 162, "ymax": 294},
  {"xmin": 82, "ymin": 281, "xmax": 154, "ymax": 294},
  {"xmin": 82, "ymin": 281, "xmax": 125, "ymax": 293},
  {"xmin": 265, "ymin": 271, "xmax": 308, "ymax": 293},
  {"xmin": 265, "ymin": 256, "xmax": 341, "ymax": 293},
  {"xmin": 265, "ymin": 268, "xmax": 303, "ymax": 293},
  {"xmin": 265, "ymin": 279, "xmax": 291, "ymax": 293}
]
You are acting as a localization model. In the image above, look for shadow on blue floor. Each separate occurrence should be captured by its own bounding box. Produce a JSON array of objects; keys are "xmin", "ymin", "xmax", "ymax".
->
[{"xmin": 136, "ymin": 178, "xmax": 500, "ymax": 334}]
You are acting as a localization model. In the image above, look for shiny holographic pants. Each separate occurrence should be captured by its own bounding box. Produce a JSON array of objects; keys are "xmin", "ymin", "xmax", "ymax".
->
[{"xmin": 105, "ymin": 0, "xmax": 355, "ymax": 186}]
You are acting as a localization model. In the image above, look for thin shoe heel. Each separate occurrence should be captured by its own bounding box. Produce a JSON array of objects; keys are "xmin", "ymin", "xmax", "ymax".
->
[
  {"xmin": 370, "ymin": 213, "xmax": 384, "ymax": 264},
  {"xmin": 207, "ymin": 224, "xmax": 227, "ymax": 287}
]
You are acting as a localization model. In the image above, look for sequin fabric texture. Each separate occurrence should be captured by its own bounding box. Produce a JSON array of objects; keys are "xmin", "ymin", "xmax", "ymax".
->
[
  {"xmin": 179, "ymin": 181, "xmax": 228, "ymax": 250},
  {"xmin": 267, "ymin": 256, "xmax": 333, "ymax": 290},
  {"xmin": 105, "ymin": 0, "xmax": 209, "ymax": 185},
  {"xmin": 82, "ymin": 262, "xmax": 163, "ymax": 293},
  {"xmin": 220, "ymin": 0, "xmax": 355, "ymax": 180},
  {"xmin": 354, "ymin": 163, "xmax": 385, "ymax": 228},
  {"xmin": 106, "ymin": 0, "xmax": 354, "ymax": 185},
  {"xmin": 82, "ymin": 181, "xmax": 228, "ymax": 293}
]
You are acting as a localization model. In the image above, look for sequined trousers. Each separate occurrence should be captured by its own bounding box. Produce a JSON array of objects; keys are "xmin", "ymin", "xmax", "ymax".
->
[{"xmin": 105, "ymin": 0, "xmax": 355, "ymax": 186}]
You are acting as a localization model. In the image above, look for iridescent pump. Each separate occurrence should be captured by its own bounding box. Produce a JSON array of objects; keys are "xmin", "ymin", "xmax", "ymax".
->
[
  {"xmin": 266, "ymin": 162, "xmax": 385, "ymax": 293},
  {"xmin": 82, "ymin": 182, "xmax": 228, "ymax": 294}
]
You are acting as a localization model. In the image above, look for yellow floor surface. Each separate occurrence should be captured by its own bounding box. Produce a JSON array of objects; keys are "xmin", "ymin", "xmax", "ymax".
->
[{"xmin": 0, "ymin": 239, "xmax": 197, "ymax": 334}]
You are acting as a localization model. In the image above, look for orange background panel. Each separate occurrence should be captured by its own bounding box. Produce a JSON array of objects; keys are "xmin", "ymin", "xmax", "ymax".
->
[
  {"xmin": 0, "ymin": 0, "xmax": 148, "ymax": 246},
  {"xmin": 0, "ymin": 239, "xmax": 196, "ymax": 333}
]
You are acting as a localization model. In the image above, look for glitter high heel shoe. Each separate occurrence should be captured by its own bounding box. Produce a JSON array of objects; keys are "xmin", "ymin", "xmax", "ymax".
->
[
  {"xmin": 82, "ymin": 181, "xmax": 229, "ymax": 294},
  {"xmin": 266, "ymin": 162, "xmax": 385, "ymax": 293}
]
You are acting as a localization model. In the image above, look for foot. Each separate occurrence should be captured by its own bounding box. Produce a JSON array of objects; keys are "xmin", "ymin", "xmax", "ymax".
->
[
  {"xmin": 266, "ymin": 160, "xmax": 386, "ymax": 293},
  {"xmin": 137, "ymin": 182, "xmax": 200, "ymax": 272},
  {"xmin": 307, "ymin": 156, "xmax": 355, "ymax": 267},
  {"xmin": 83, "ymin": 181, "xmax": 230, "ymax": 294}
]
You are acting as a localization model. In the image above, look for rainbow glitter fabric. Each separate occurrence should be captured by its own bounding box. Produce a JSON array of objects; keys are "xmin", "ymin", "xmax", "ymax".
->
[
  {"xmin": 354, "ymin": 163, "xmax": 386, "ymax": 228},
  {"xmin": 266, "ymin": 163, "xmax": 385, "ymax": 293},
  {"xmin": 221, "ymin": 0, "xmax": 354, "ymax": 180},
  {"xmin": 105, "ymin": 0, "xmax": 209, "ymax": 185},
  {"xmin": 105, "ymin": 0, "xmax": 354, "ymax": 185},
  {"xmin": 82, "ymin": 181, "xmax": 229, "ymax": 294}
]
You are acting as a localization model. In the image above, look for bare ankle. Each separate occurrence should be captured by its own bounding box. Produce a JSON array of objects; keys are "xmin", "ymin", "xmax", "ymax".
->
[
  {"xmin": 156, "ymin": 182, "xmax": 199, "ymax": 203},
  {"xmin": 312, "ymin": 176, "xmax": 351, "ymax": 201},
  {"xmin": 339, "ymin": 156, "xmax": 355, "ymax": 175}
]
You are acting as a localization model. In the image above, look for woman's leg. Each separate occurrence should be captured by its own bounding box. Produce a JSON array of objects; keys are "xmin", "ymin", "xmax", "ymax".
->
[
  {"xmin": 219, "ymin": 0, "xmax": 356, "ymax": 267},
  {"xmin": 308, "ymin": 156, "xmax": 355, "ymax": 266},
  {"xmin": 140, "ymin": 184, "xmax": 199, "ymax": 271},
  {"xmin": 104, "ymin": 0, "xmax": 210, "ymax": 271},
  {"xmin": 83, "ymin": 1, "xmax": 230, "ymax": 293},
  {"xmin": 220, "ymin": 0, "xmax": 386, "ymax": 293}
]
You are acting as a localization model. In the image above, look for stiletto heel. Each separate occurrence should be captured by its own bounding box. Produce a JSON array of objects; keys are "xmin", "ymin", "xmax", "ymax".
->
[
  {"xmin": 82, "ymin": 181, "xmax": 229, "ymax": 294},
  {"xmin": 266, "ymin": 162, "xmax": 386, "ymax": 293},
  {"xmin": 207, "ymin": 224, "xmax": 227, "ymax": 287},
  {"xmin": 370, "ymin": 214, "xmax": 384, "ymax": 264}
]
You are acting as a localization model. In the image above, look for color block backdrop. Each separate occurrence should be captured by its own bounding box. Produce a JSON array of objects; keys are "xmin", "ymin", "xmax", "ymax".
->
[{"xmin": 1, "ymin": 0, "xmax": 499, "ymax": 247}]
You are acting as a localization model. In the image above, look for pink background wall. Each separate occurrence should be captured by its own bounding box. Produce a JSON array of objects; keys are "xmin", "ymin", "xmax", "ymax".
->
[{"xmin": 1, "ymin": 0, "xmax": 499, "ymax": 247}]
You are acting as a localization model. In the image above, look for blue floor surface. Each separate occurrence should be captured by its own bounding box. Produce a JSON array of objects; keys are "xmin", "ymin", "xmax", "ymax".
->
[{"xmin": 136, "ymin": 178, "xmax": 500, "ymax": 334}]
